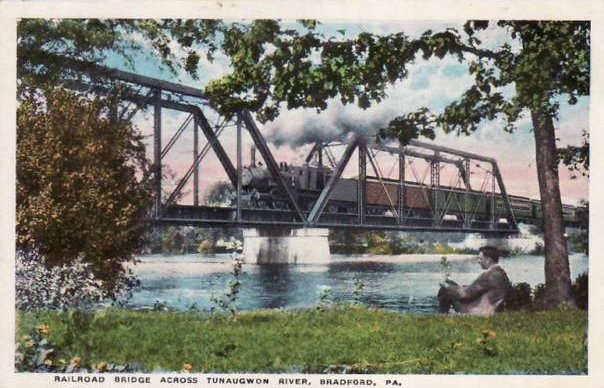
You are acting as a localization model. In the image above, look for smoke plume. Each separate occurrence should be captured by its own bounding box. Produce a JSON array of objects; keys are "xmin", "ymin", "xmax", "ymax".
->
[{"xmin": 263, "ymin": 99, "xmax": 398, "ymax": 147}]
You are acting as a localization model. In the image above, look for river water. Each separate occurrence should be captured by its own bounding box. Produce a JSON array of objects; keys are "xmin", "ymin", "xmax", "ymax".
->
[{"xmin": 127, "ymin": 253, "xmax": 588, "ymax": 314}]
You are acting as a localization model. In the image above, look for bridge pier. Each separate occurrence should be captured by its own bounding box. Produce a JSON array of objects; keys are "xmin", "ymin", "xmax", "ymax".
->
[
  {"xmin": 453, "ymin": 224, "xmax": 544, "ymax": 253},
  {"xmin": 242, "ymin": 228, "xmax": 331, "ymax": 264}
]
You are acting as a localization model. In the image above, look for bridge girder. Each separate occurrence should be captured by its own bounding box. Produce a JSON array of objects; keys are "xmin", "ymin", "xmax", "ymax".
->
[{"xmin": 54, "ymin": 57, "xmax": 521, "ymax": 234}]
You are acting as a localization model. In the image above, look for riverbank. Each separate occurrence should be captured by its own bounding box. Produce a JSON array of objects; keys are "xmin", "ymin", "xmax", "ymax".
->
[{"xmin": 16, "ymin": 306, "xmax": 586, "ymax": 374}]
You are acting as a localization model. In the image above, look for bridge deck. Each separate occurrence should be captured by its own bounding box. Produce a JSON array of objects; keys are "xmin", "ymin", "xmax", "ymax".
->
[{"xmin": 157, "ymin": 205, "xmax": 518, "ymax": 235}]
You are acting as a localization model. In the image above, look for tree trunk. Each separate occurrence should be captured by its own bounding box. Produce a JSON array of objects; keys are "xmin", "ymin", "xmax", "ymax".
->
[{"xmin": 531, "ymin": 110, "xmax": 575, "ymax": 307}]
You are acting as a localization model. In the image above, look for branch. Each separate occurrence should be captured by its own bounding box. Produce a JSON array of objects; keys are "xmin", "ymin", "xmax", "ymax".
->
[{"xmin": 459, "ymin": 43, "xmax": 500, "ymax": 60}]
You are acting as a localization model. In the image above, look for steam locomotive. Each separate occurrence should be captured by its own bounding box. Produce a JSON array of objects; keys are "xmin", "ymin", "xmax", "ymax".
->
[{"xmin": 240, "ymin": 157, "xmax": 580, "ymax": 225}]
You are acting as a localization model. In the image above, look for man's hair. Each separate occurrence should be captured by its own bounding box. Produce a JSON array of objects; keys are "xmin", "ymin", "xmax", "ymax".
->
[{"xmin": 479, "ymin": 246, "xmax": 500, "ymax": 263}]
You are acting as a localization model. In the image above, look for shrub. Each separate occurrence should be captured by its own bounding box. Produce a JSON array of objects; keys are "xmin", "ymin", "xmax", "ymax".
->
[
  {"xmin": 504, "ymin": 274, "xmax": 588, "ymax": 312},
  {"xmin": 198, "ymin": 240, "xmax": 215, "ymax": 254},
  {"xmin": 532, "ymin": 283, "xmax": 548, "ymax": 309},
  {"xmin": 210, "ymin": 256, "xmax": 243, "ymax": 317},
  {"xmin": 573, "ymin": 271, "xmax": 588, "ymax": 310},
  {"xmin": 531, "ymin": 272, "xmax": 588, "ymax": 310},
  {"xmin": 15, "ymin": 322, "xmax": 142, "ymax": 372},
  {"xmin": 161, "ymin": 226, "xmax": 184, "ymax": 255},
  {"xmin": 504, "ymin": 282, "xmax": 533, "ymax": 311},
  {"xmin": 15, "ymin": 251, "xmax": 111, "ymax": 311},
  {"xmin": 17, "ymin": 89, "xmax": 151, "ymax": 298},
  {"xmin": 528, "ymin": 243, "xmax": 544, "ymax": 255},
  {"xmin": 352, "ymin": 278, "xmax": 365, "ymax": 305}
]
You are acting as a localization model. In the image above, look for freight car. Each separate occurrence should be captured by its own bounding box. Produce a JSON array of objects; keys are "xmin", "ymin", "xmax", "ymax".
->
[{"xmin": 240, "ymin": 160, "xmax": 578, "ymax": 225}]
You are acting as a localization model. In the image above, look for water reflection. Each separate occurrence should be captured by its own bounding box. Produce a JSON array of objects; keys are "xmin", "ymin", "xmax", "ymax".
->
[{"xmin": 252, "ymin": 264, "xmax": 295, "ymax": 309}]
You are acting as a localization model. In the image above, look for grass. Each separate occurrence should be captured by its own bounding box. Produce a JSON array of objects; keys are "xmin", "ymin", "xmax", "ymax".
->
[{"xmin": 16, "ymin": 306, "xmax": 587, "ymax": 374}]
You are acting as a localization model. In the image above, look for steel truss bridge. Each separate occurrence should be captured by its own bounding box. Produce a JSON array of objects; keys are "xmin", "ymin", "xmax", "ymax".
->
[{"xmin": 58, "ymin": 57, "xmax": 522, "ymax": 235}]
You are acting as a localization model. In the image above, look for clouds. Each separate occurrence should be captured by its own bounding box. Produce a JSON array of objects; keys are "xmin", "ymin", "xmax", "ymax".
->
[{"xmin": 262, "ymin": 53, "xmax": 475, "ymax": 148}]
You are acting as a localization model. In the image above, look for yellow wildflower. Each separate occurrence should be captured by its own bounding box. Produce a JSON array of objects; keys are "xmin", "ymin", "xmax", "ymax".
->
[
  {"xmin": 44, "ymin": 359, "xmax": 53, "ymax": 367},
  {"xmin": 182, "ymin": 363, "xmax": 193, "ymax": 373},
  {"xmin": 97, "ymin": 362, "xmax": 108, "ymax": 372},
  {"xmin": 37, "ymin": 324, "xmax": 51, "ymax": 336},
  {"xmin": 482, "ymin": 330, "xmax": 497, "ymax": 339},
  {"xmin": 71, "ymin": 357, "xmax": 82, "ymax": 367}
]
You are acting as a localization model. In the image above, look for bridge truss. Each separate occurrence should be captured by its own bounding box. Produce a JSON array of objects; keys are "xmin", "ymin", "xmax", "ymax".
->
[{"xmin": 56, "ymin": 57, "xmax": 519, "ymax": 235}]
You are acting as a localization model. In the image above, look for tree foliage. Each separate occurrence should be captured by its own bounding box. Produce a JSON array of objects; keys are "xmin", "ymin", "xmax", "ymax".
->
[
  {"xmin": 18, "ymin": 19, "xmax": 465, "ymax": 137},
  {"xmin": 17, "ymin": 19, "xmax": 221, "ymax": 93},
  {"xmin": 557, "ymin": 130, "xmax": 589, "ymax": 175},
  {"xmin": 204, "ymin": 180, "xmax": 236, "ymax": 206},
  {"xmin": 381, "ymin": 21, "xmax": 589, "ymax": 141},
  {"xmin": 18, "ymin": 20, "xmax": 589, "ymax": 148},
  {"xmin": 17, "ymin": 88, "xmax": 151, "ymax": 297}
]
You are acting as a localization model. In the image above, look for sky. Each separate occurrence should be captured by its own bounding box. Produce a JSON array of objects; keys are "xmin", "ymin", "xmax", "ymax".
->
[{"xmin": 105, "ymin": 20, "xmax": 589, "ymax": 206}]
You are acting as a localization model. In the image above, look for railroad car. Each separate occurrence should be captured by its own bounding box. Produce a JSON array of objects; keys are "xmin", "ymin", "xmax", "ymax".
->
[{"xmin": 240, "ymin": 161, "xmax": 578, "ymax": 224}]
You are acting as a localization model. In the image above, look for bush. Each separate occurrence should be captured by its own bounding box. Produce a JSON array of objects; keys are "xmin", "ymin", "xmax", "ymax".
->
[
  {"xmin": 198, "ymin": 240, "xmax": 215, "ymax": 254},
  {"xmin": 573, "ymin": 272, "xmax": 588, "ymax": 310},
  {"xmin": 15, "ymin": 250, "xmax": 129, "ymax": 311},
  {"xmin": 161, "ymin": 227, "xmax": 185, "ymax": 255},
  {"xmin": 15, "ymin": 322, "xmax": 142, "ymax": 372},
  {"xmin": 17, "ymin": 89, "xmax": 151, "ymax": 298},
  {"xmin": 530, "ymin": 272, "xmax": 588, "ymax": 310},
  {"xmin": 531, "ymin": 283, "xmax": 548, "ymax": 309},
  {"xmin": 503, "ymin": 282, "xmax": 533, "ymax": 311},
  {"xmin": 210, "ymin": 257, "xmax": 243, "ymax": 317}
]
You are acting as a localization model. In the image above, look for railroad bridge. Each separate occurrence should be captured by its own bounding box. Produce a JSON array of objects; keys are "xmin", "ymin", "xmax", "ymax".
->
[{"xmin": 58, "ymin": 58, "xmax": 581, "ymax": 240}]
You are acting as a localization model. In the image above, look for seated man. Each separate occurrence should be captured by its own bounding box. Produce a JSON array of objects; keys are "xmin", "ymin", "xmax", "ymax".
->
[{"xmin": 438, "ymin": 246, "xmax": 511, "ymax": 316}]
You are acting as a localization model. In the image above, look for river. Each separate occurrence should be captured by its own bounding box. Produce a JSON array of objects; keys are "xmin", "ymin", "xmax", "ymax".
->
[{"xmin": 127, "ymin": 253, "xmax": 588, "ymax": 314}]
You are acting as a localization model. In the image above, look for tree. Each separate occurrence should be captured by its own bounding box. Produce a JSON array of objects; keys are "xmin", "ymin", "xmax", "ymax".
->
[
  {"xmin": 389, "ymin": 21, "xmax": 588, "ymax": 307},
  {"xmin": 204, "ymin": 180, "xmax": 236, "ymax": 206},
  {"xmin": 16, "ymin": 19, "xmax": 208, "ymax": 297},
  {"xmin": 17, "ymin": 88, "xmax": 151, "ymax": 297},
  {"xmin": 161, "ymin": 226, "xmax": 185, "ymax": 255},
  {"xmin": 17, "ymin": 19, "xmax": 222, "ymax": 94}
]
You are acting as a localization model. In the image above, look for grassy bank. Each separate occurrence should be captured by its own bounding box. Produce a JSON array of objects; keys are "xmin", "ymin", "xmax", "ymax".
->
[{"xmin": 17, "ymin": 306, "xmax": 586, "ymax": 374}]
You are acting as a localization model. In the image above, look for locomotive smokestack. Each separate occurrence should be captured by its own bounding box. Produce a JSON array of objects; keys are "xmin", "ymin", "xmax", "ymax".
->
[
  {"xmin": 250, "ymin": 146, "xmax": 256, "ymax": 166},
  {"xmin": 318, "ymin": 144, "xmax": 323, "ymax": 168}
]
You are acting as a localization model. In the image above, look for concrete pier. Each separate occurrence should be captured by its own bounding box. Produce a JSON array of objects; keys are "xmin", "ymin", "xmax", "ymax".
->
[
  {"xmin": 450, "ymin": 224, "xmax": 544, "ymax": 253},
  {"xmin": 242, "ymin": 228, "xmax": 331, "ymax": 264}
]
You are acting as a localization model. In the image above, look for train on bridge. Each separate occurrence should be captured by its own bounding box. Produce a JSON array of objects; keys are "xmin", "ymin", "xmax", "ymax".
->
[{"xmin": 240, "ymin": 159, "xmax": 582, "ymax": 227}]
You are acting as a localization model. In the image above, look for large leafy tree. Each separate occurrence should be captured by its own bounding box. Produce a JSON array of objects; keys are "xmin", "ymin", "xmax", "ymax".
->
[
  {"xmin": 16, "ymin": 19, "xmax": 168, "ymax": 297},
  {"xmin": 18, "ymin": 19, "xmax": 588, "ymax": 307},
  {"xmin": 389, "ymin": 21, "xmax": 590, "ymax": 307},
  {"xmin": 17, "ymin": 88, "xmax": 151, "ymax": 297}
]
